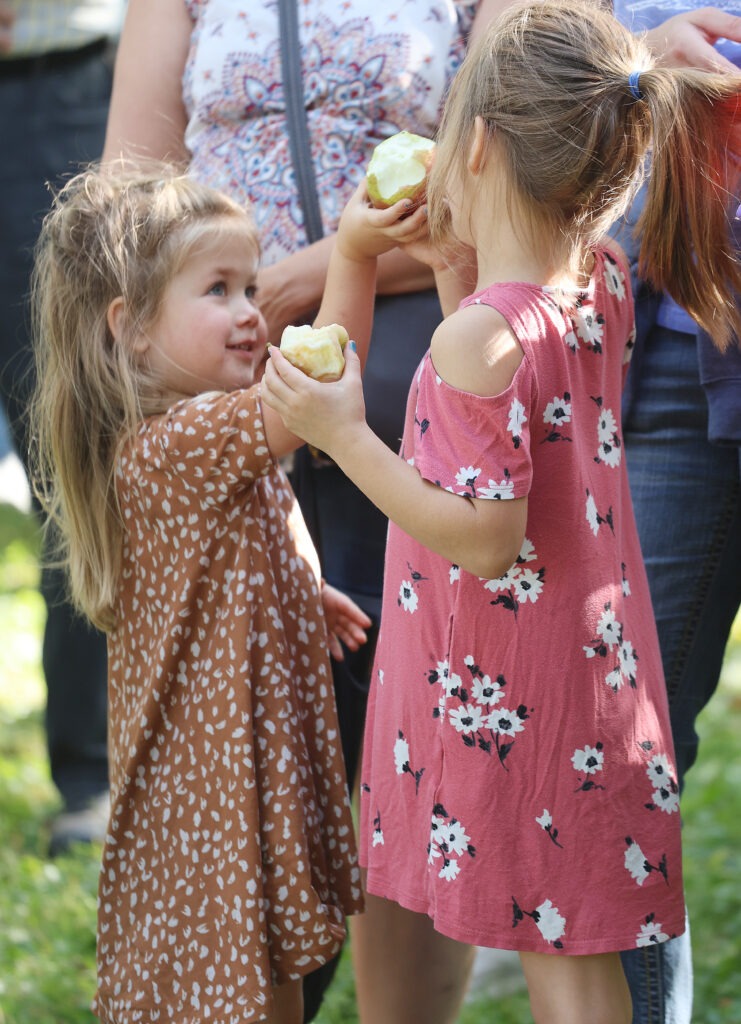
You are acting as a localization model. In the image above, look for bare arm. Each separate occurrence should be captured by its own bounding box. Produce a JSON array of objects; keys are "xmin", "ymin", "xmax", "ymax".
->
[
  {"xmin": 102, "ymin": 0, "xmax": 192, "ymax": 165},
  {"xmin": 262, "ymin": 188, "xmax": 434, "ymax": 456},
  {"xmin": 263, "ymin": 345, "xmax": 526, "ymax": 579}
]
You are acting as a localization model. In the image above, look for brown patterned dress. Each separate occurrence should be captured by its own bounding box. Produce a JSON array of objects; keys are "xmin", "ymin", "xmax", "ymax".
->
[{"xmin": 93, "ymin": 387, "xmax": 363, "ymax": 1024}]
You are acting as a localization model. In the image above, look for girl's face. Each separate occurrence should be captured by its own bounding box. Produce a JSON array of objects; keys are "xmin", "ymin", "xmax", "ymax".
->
[{"xmin": 144, "ymin": 226, "xmax": 268, "ymax": 396}]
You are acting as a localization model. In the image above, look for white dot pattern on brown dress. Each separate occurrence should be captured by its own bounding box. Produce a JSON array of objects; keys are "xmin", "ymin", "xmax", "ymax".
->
[{"xmin": 93, "ymin": 388, "xmax": 363, "ymax": 1024}]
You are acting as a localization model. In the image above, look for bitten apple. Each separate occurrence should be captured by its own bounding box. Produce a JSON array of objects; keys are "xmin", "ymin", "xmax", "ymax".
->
[
  {"xmin": 279, "ymin": 323, "xmax": 349, "ymax": 382},
  {"xmin": 366, "ymin": 130, "xmax": 436, "ymax": 209}
]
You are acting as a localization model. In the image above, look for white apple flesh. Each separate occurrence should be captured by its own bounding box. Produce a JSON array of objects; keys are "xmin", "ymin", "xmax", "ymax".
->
[
  {"xmin": 366, "ymin": 131, "xmax": 436, "ymax": 209},
  {"xmin": 279, "ymin": 323, "xmax": 349, "ymax": 382}
]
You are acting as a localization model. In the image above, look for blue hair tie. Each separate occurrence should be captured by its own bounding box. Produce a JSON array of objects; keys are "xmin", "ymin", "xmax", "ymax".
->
[{"xmin": 628, "ymin": 70, "xmax": 644, "ymax": 101}]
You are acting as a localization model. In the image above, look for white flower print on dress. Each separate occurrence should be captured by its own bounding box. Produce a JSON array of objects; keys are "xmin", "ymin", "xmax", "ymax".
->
[
  {"xmin": 449, "ymin": 703, "xmax": 485, "ymax": 735},
  {"xmin": 428, "ymin": 804, "xmax": 475, "ymax": 882},
  {"xmin": 428, "ymin": 660, "xmax": 463, "ymax": 699},
  {"xmin": 646, "ymin": 753, "xmax": 673, "ymax": 789},
  {"xmin": 372, "ymin": 809, "xmax": 384, "ymax": 847},
  {"xmin": 484, "ymin": 565, "xmax": 519, "ymax": 594},
  {"xmin": 483, "ymin": 538, "xmax": 545, "ymax": 617},
  {"xmin": 636, "ymin": 915, "xmax": 670, "ymax": 947},
  {"xmin": 572, "ymin": 743, "xmax": 604, "ymax": 774},
  {"xmin": 398, "ymin": 580, "xmax": 418, "ymax": 613},
  {"xmin": 624, "ymin": 837, "xmax": 668, "ymax": 886},
  {"xmin": 575, "ymin": 306, "xmax": 605, "ymax": 352},
  {"xmin": 394, "ymin": 729, "xmax": 425, "ymax": 793},
  {"xmin": 536, "ymin": 808, "xmax": 564, "ymax": 848},
  {"xmin": 428, "ymin": 659, "xmax": 464, "ymax": 721},
  {"xmin": 512, "ymin": 897, "xmax": 566, "ymax": 948},
  {"xmin": 432, "ymin": 653, "xmax": 530, "ymax": 768},
  {"xmin": 603, "ymin": 253, "xmax": 627, "ymax": 301},
  {"xmin": 439, "ymin": 859, "xmax": 461, "ymax": 881},
  {"xmin": 456, "ymin": 466, "xmax": 481, "ymax": 497},
  {"xmin": 572, "ymin": 742, "xmax": 606, "ymax": 792},
  {"xmin": 585, "ymin": 488, "xmax": 614, "ymax": 536},
  {"xmin": 544, "ymin": 395, "xmax": 572, "ymax": 426},
  {"xmin": 564, "ymin": 328, "xmax": 579, "ymax": 352},
  {"xmin": 489, "ymin": 707, "xmax": 527, "ymax": 738},
  {"xmin": 507, "ymin": 397, "xmax": 527, "ymax": 449},
  {"xmin": 621, "ymin": 562, "xmax": 632, "ymax": 596},
  {"xmin": 512, "ymin": 568, "xmax": 544, "ymax": 604},
  {"xmin": 542, "ymin": 393, "xmax": 573, "ymax": 444},
  {"xmin": 471, "ymin": 673, "xmax": 504, "ymax": 707},
  {"xmin": 414, "ymin": 409, "xmax": 430, "ymax": 438},
  {"xmin": 478, "ymin": 467, "xmax": 515, "ymax": 500},
  {"xmin": 444, "ymin": 818, "xmax": 473, "ymax": 857},
  {"xmin": 592, "ymin": 398, "xmax": 622, "ymax": 467},
  {"xmin": 596, "ymin": 606, "xmax": 621, "ymax": 647},
  {"xmin": 583, "ymin": 602, "xmax": 639, "ymax": 691},
  {"xmin": 645, "ymin": 753, "xmax": 680, "ymax": 815}
]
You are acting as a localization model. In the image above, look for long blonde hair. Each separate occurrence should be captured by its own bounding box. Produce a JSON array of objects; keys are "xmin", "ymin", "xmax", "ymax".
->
[
  {"xmin": 428, "ymin": 0, "xmax": 741, "ymax": 350},
  {"xmin": 30, "ymin": 164, "xmax": 258, "ymax": 631}
]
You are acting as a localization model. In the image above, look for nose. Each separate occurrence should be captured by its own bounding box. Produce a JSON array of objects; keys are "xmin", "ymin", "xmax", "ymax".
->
[{"xmin": 236, "ymin": 294, "xmax": 259, "ymax": 324}]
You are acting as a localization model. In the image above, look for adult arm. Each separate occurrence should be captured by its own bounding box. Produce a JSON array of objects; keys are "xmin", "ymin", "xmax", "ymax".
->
[{"xmin": 102, "ymin": 0, "xmax": 191, "ymax": 165}]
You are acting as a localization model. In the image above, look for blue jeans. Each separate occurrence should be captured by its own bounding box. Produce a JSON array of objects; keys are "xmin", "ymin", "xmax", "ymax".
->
[{"xmin": 620, "ymin": 321, "xmax": 741, "ymax": 1023}]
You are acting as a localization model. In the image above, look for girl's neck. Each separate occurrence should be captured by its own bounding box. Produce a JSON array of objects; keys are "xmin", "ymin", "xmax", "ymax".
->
[{"xmin": 472, "ymin": 199, "xmax": 592, "ymax": 293}]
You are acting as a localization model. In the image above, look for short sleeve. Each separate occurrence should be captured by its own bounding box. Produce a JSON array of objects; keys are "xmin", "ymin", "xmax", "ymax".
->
[
  {"xmin": 138, "ymin": 388, "xmax": 273, "ymax": 506},
  {"xmin": 411, "ymin": 354, "xmax": 535, "ymax": 501}
]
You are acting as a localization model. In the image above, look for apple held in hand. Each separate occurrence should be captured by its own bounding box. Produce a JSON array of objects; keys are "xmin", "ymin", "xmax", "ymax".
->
[
  {"xmin": 279, "ymin": 323, "xmax": 349, "ymax": 382},
  {"xmin": 366, "ymin": 130, "xmax": 436, "ymax": 209}
]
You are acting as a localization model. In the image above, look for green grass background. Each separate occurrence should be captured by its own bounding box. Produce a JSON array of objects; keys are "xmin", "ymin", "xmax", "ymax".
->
[{"xmin": 0, "ymin": 498, "xmax": 739, "ymax": 1023}]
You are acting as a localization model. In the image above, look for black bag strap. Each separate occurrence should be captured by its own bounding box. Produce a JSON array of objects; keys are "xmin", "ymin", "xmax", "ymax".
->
[{"xmin": 278, "ymin": 0, "xmax": 325, "ymax": 244}]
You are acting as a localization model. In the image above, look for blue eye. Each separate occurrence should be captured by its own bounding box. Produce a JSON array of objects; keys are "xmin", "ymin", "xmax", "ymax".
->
[
  {"xmin": 208, "ymin": 281, "xmax": 226, "ymax": 296},
  {"xmin": 245, "ymin": 285, "xmax": 258, "ymax": 302}
]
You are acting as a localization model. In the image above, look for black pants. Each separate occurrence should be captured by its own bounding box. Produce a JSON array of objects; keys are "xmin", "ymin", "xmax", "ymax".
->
[{"xmin": 0, "ymin": 43, "xmax": 112, "ymax": 810}]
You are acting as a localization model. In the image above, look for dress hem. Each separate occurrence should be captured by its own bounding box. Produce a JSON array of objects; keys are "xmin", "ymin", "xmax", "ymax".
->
[{"xmin": 363, "ymin": 870, "xmax": 687, "ymax": 956}]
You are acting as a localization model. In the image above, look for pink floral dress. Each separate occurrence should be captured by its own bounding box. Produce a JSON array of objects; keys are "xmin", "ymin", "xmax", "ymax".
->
[{"xmin": 358, "ymin": 250, "xmax": 687, "ymax": 954}]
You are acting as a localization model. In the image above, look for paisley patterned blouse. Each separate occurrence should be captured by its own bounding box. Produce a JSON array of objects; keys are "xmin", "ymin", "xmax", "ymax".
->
[{"xmin": 182, "ymin": 0, "xmax": 478, "ymax": 265}]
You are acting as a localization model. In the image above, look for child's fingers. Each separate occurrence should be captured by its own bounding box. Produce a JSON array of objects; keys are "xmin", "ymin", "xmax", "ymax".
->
[
  {"xmin": 332, "ymin": 592, "xmax": 373, "ymax": 628},
  {"xmin": 260, "ymin": 357, "xmax": 292, "ymax": 408},
  {"xmin": 334, "ymin": 617, "xmax": 369, "ymax": 650},
  {"xmin": 327, "ymin": 632, "xmax": 344, "ymax": 661},
  {"xmin": 267, "ymin": 345, "xmax": 308, "ymax": 386}
]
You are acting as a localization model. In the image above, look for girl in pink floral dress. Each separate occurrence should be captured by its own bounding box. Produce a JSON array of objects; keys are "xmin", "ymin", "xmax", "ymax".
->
[{"xmin": 263, "ymin": 1, "xmax": 741, "ymax": 1020}]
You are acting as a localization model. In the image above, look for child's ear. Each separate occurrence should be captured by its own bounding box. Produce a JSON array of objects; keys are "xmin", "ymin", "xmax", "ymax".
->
[
  {"xmin": 467, "ymin": 116, "xmax": 488, "ymax": 177},
  {"xmin": 107, "ymin": 296, "xmax": 149, "ymax": 354}
]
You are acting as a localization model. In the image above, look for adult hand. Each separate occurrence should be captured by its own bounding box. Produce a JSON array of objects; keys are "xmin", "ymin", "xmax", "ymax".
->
[
  {"xmin": 0, "ymin": 0, "xmax": 15, "ymax": 54},
  {"xmin": 645, "ymin": 7, "xmax": 741, "ymax": 71}
]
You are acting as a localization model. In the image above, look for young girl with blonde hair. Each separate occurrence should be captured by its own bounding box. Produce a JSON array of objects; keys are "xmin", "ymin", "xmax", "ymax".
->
[
  {"xmin": 29, "ymin": 166, "xmax": 372, "ymax": 1024},
  {"xmin": 262, "ymin": 1, "xmax": 741, "ymax": 1020}
]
